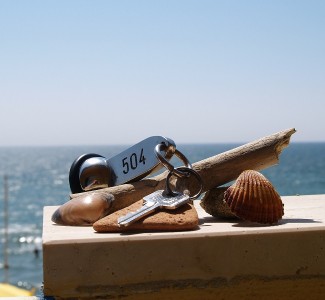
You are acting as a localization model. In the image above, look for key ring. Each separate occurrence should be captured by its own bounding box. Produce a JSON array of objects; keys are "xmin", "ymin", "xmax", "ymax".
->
[
  {"xmin": 165, "ymin": 167, "xmax": 203, "ymax": 200},
  {"xmin": 155, "ymin": 143, "xmax": 192, "ymax": 178}
]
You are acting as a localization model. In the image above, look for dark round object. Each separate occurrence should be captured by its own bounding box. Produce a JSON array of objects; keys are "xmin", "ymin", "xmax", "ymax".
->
[{"xmin": 69, "ymin": 153, "xmax": 104, "ymax": 193}]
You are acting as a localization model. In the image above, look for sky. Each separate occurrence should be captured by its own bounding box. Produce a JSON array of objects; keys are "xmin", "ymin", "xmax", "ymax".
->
[{"xmin": 0, "ymin": 0, "xmax": 324, "ymax": 146}]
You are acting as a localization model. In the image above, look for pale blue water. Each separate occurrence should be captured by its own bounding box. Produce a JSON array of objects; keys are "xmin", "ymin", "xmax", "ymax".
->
[{"xmin": 0, "ymin": 143, "xmax": 324, "ymax": 294}]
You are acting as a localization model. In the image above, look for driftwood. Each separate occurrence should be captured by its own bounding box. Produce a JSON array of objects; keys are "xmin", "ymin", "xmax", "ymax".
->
[{"xmin": 70, "ymin": 128, "xmax": 296, "ymax": 214}]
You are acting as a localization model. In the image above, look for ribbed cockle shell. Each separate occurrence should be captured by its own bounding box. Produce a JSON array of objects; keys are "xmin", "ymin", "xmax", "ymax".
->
[{"xmin": 224, "ymin": 170, "xmax": 284, "ymax": 224}]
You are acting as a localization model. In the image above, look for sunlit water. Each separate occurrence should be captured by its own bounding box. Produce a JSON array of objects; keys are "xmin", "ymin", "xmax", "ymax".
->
[{"xmin": 0, "ymin": 143, "xmax": 324, "ymax": 294}]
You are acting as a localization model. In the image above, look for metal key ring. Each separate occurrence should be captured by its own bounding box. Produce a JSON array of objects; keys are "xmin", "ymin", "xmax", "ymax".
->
[
  {"xmin": 165, "ymin": 167, "xmax": 203, "ymax": 200},
  {"xmin": 155, "ymin": 143, "xmax": 192, "ymax": 178}
]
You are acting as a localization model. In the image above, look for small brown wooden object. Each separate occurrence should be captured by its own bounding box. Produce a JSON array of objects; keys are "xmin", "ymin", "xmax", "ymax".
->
[
  {"xmin": 200, "ymin": 187, "xmax": 238, "ymax": 219},
  {"xmin": 71, "ymin": 128, "xmax": 296, "ymax": 215},
  {"xmin": 93, "ymin": 200, "xmax": 198, "ymax": 232}
]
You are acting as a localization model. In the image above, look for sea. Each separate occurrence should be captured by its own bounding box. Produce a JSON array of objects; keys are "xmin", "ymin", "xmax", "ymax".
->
[{"xmin": 0, "ymin": 142, "xmax": 324, "ymax": 295}]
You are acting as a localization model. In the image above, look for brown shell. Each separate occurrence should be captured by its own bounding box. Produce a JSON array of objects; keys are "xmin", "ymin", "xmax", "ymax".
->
[{"xmin": 224, "ymin": 170, "xmax": 284, "ymax": 224}]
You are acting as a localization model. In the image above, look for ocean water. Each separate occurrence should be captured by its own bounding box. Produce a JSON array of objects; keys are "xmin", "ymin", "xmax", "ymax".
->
[{"xmin": 0, "ymin": 142, "xmax": 324, "ymax": 293}]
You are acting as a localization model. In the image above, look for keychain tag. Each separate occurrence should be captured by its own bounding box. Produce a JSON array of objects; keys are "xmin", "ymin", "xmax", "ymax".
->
[{"xmin": 69, "ymin": 136, "xmax": 175, "ymax": 193}]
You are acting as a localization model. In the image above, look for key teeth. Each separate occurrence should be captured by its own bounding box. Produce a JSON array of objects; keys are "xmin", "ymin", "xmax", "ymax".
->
[
  {"xmin": 118, "ymin": 220, "xmax": 128, "ymax": 227},
  {"xmin": 117, "ymin": 216, "xmax": 131, "ymax": 227},
  {"xmin": 117, "ymin": 208, "xmax": 143, "ymax": 226}
]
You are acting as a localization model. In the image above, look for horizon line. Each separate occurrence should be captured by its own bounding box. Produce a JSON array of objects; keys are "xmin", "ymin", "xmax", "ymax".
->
[{"xmin": 0, "ymin": 140, "xmax": 324, "ymax": 148}]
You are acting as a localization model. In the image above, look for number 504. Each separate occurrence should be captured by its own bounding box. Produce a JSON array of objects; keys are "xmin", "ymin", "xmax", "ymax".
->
[{"xmin": 122, "ymin": 148, "xmax": 146, "ymax": 174}]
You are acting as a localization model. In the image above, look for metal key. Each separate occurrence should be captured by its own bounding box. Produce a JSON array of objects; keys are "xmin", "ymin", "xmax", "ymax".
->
[{"xmin": 117, "ymin": 190, "xmax": 190, "ymax": 227}]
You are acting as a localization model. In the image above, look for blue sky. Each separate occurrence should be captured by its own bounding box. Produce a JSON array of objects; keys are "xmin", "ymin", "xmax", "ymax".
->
[{"xmin": 0, "ymin": 0, "xmax": 324, "ymax": 146}]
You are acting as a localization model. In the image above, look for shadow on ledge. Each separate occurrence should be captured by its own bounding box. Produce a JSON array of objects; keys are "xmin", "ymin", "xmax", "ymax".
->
[{"xmin": 199, "ymin": 216, "xmax": 321, "ymax": 228}]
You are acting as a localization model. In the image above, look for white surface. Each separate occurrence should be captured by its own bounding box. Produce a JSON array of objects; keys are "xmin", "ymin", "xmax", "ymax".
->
[{"xmin": 43, "ymin": 194, "xmax": 325, "ymax": 244}]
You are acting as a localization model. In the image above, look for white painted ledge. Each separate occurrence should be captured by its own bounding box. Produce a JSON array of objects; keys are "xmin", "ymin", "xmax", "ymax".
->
[{"xmin": 42, "ymin": 194, "xmax": 325, "ymax": 299}]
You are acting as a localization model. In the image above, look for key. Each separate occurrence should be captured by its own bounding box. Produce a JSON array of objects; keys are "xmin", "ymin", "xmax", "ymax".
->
[{"xmin": 117, "ymin": 190, "xmax": 190, "ymax": 227}]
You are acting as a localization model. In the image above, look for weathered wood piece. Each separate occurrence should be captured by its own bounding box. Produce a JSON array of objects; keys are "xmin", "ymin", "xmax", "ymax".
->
[{"xmin": 70, "ymin": 128, "xmax": 296, "ymax": 215}]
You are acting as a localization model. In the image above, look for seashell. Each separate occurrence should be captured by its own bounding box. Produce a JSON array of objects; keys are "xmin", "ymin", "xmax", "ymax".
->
[
  {"xmin": 51, "ymin": 193, "xmax": 114, "ymax": 226},
  {"xmin": 224, "ymin": 170, "xmax": 284, "ymax": 224},
  {"xmin": 200, "ymin": 187, "xmax": 238, "ymax": 219}
]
